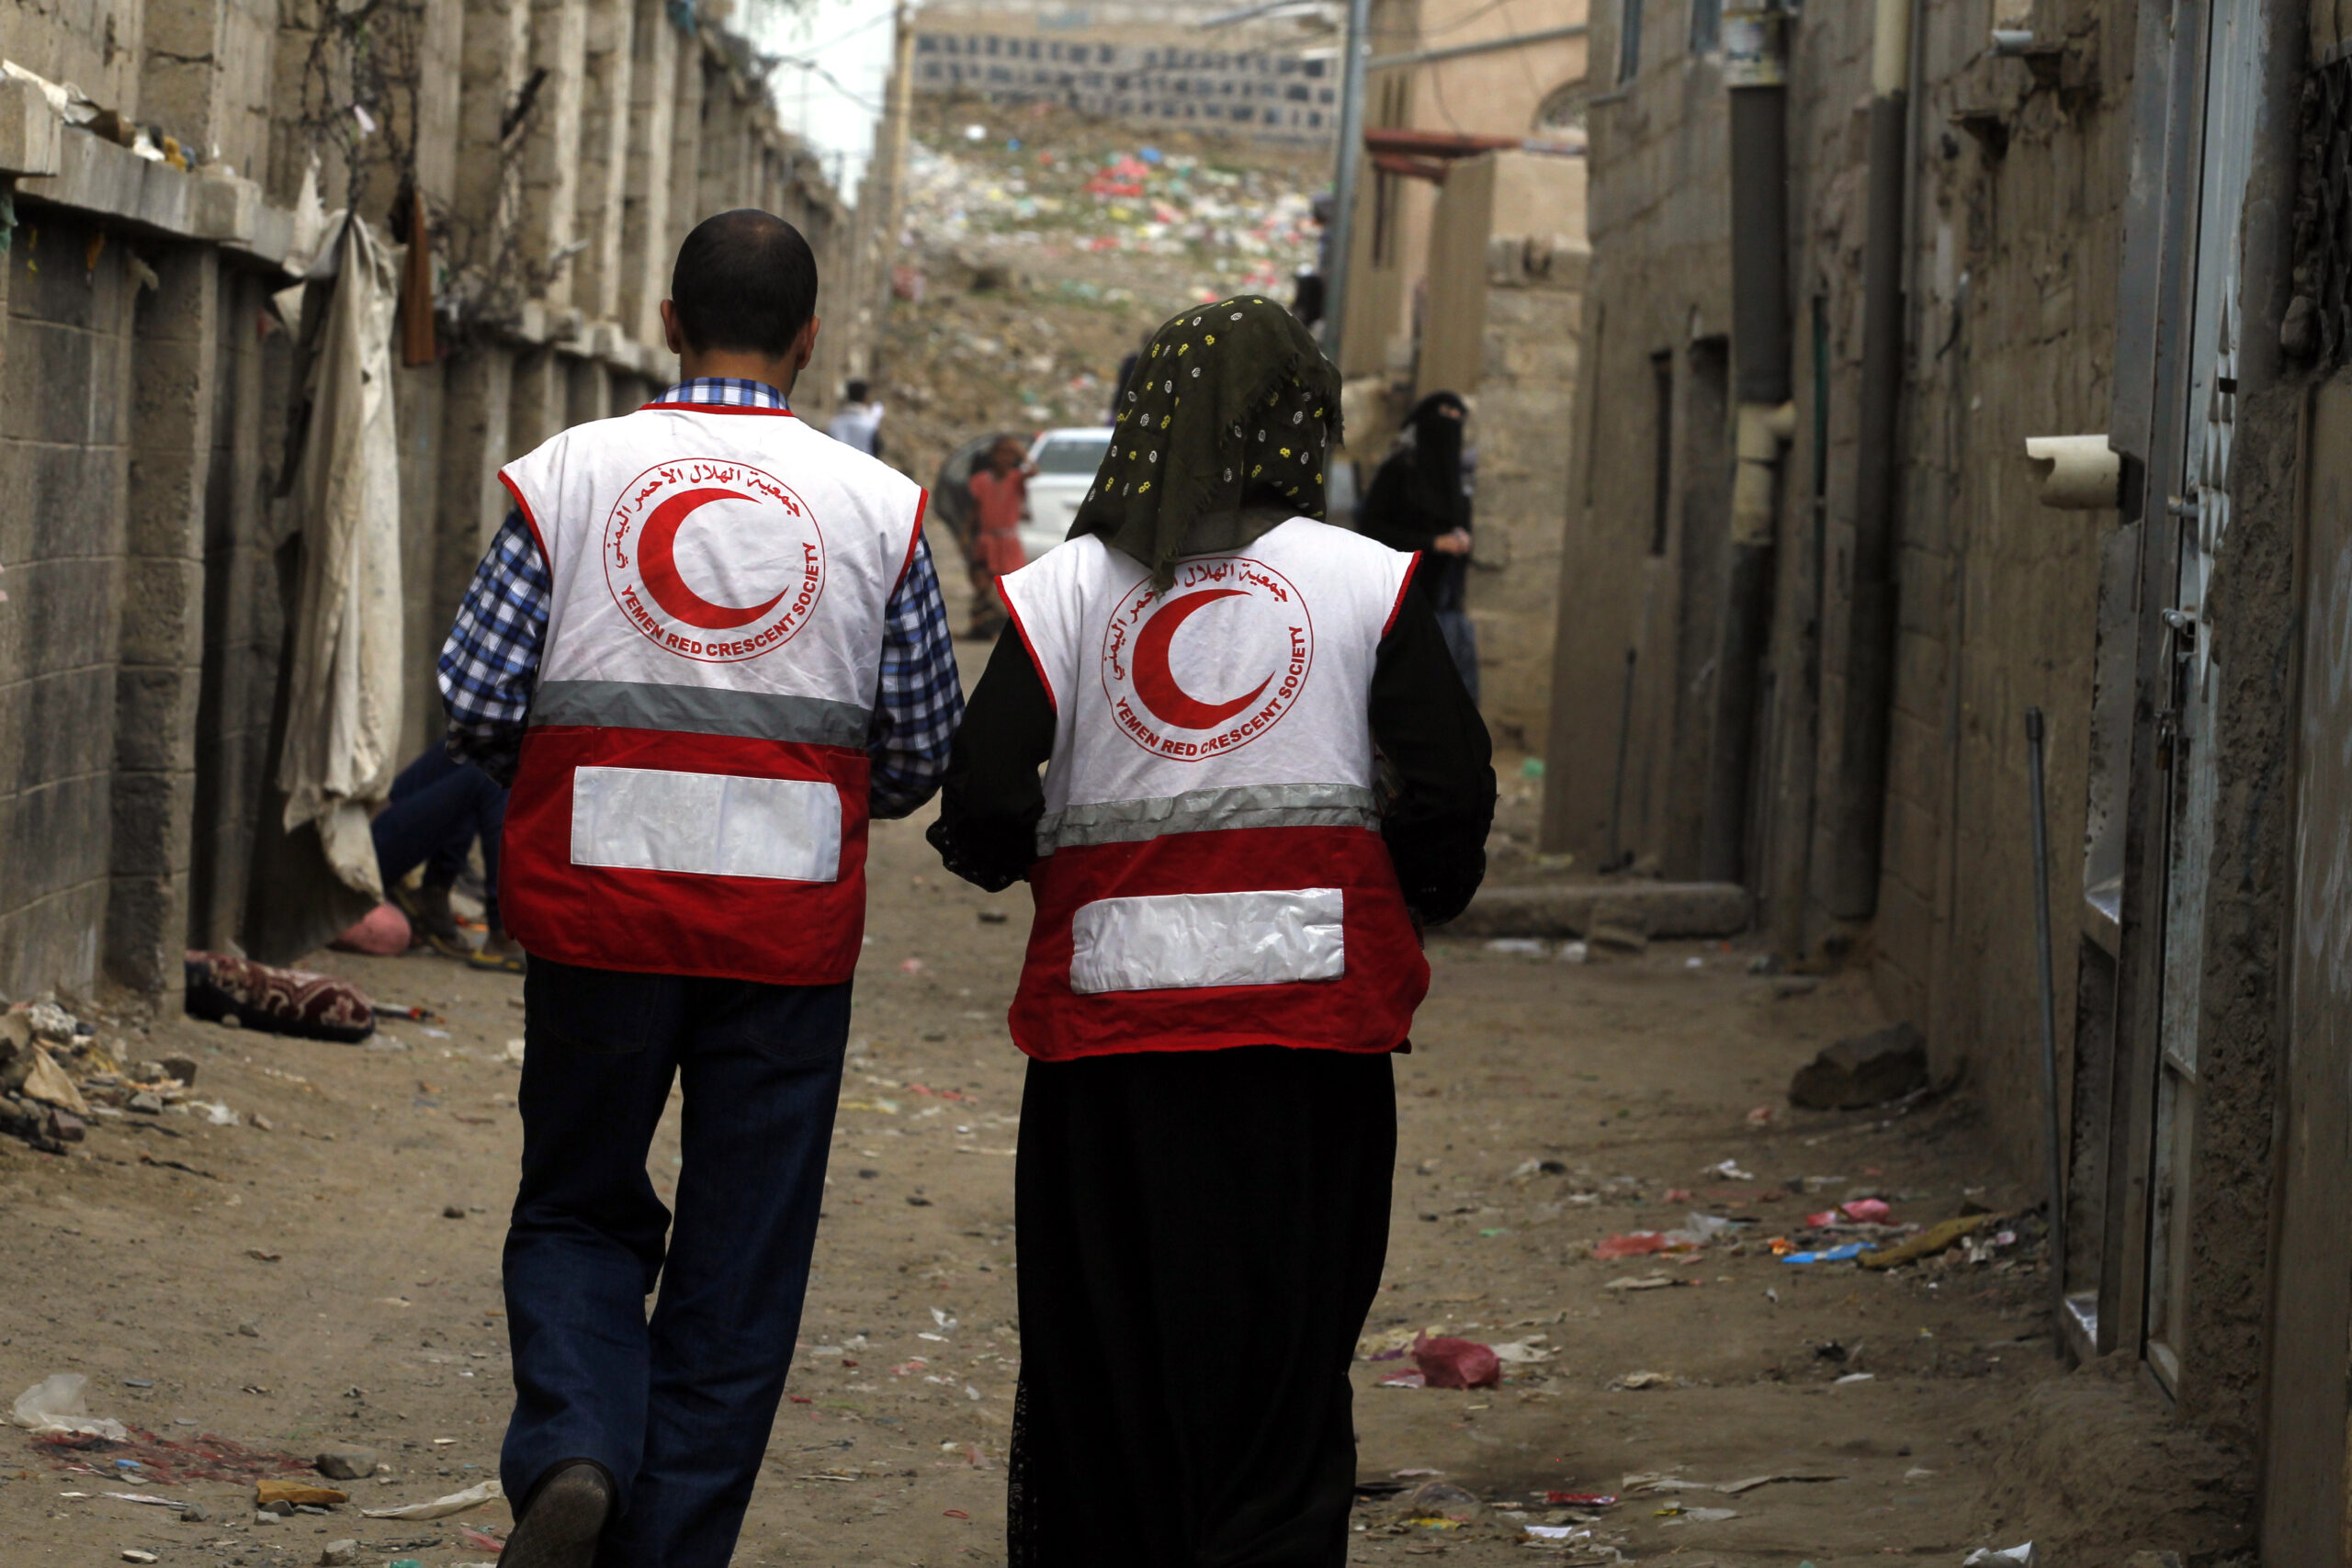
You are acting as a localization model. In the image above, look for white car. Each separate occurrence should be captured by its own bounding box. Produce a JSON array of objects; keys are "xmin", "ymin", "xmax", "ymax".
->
[{"xmin": 1019, "ymin": 427, "xmax": 1114, "ymax": 564}]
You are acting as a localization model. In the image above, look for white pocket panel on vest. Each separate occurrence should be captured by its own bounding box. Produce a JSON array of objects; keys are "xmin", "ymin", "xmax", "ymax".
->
[
  {"xmin": 1069, "ymin": 887, "xmax": 1348, "ymax": 994},
  {"xmin": 570, "ymin": 765, "xmax": 843, "ymax": 883}
]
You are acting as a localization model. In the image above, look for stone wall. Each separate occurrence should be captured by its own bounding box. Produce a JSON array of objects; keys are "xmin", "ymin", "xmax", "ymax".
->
[{"xmin": 0, "ymin": 0, "xmax": 865, "ymax": 1006}]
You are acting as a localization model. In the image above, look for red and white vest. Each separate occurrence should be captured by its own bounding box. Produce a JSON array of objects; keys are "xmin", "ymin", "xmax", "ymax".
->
[
  {"xmin": 999, "ymin": 519, "xmax": 1429, "ymax": 1060},
  {"xmin": 497, "ymin": 398, "xmax": 926, "ymax": 985}
]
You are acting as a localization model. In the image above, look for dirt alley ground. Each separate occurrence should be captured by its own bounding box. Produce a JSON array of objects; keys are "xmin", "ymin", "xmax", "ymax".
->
[{"xmin": 0, "ymin": 500, "xmax": 2247, "ymax": 1566}]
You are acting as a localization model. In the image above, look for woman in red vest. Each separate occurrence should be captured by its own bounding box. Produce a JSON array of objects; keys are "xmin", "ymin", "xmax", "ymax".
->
[{"xmin": 930, "ymin": 299, "xmax": 1495, "ymax": 1567}]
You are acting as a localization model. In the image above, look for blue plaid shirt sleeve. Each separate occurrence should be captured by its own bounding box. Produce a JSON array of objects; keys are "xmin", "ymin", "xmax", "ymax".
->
[
  {"xmin": 867, "ymin": 530, "xmax": 966, "ymax": 819},
  {"xmin": 438, "ymin": 508, "xmax": 549, "ymax": 786}
]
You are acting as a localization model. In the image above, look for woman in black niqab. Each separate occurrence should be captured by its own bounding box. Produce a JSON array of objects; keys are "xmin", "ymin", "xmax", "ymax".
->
[{"xmin": 1358, "ymin": 391, "xmax": 1479, "ymax": 700}]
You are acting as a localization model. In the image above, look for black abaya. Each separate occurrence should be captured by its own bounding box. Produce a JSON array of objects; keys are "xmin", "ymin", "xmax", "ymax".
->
[{"xmin": 1008, "ymin": 1045, "xmax": 1396, "ymax": 1568}]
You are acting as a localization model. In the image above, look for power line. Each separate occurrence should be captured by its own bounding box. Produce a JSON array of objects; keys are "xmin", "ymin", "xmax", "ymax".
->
[{"xmin": 775, "ymin": 55, "xmax": 887, "ymax": 113}]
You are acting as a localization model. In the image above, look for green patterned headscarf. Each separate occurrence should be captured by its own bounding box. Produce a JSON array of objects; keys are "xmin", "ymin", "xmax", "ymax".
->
[{"xmin": 1071, "ymin": 295, "xmax": 1344, "ymax": 585}]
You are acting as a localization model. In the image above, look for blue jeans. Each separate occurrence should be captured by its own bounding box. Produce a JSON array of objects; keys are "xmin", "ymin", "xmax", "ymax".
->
[
  {"xmin": 370, "ymin": 748, "xmax": 507, "ymax": 928},
  {"xmin": 501, "ymin": 956, "xmax": 849, "ymax": 1568}
]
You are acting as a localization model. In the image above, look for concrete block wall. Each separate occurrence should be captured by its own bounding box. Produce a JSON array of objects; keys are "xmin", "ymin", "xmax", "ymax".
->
[
  {"xmin": 0, "ymin": 0, "xmax": 866, "ymax": 1005},
  {"xmin": 0, "ymin": 210, "xmax": 138, "ymax": 1000}
]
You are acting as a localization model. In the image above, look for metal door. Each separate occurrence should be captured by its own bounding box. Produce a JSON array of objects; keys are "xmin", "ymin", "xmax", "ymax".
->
[{"xmin": 2142, "ymin": 0, "xmax": 2261, "ymax": 1392}]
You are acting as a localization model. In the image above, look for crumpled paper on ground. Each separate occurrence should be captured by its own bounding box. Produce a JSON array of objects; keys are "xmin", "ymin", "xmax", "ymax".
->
[{"xmin": 360, "ymin": 1477, "xmax": 504, "ymax": 1519}]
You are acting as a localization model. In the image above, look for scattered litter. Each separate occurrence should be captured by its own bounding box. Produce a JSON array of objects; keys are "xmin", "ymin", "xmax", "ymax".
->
[
  {"xmin": 1781, "ymin": 1244, "xmax": 1870, "ymax": 1265},
  {"xmin": 1716, "ymin": 1472, "xmax": 1845, "ymax": 1495},
  {"xmin": 1377, "ymin": 1371, "xmax": 1426, "ymax": 1388},
  {"xmin": 1609, "ymin": 1371, "xmax": 1680, "ymax": 1390},
  {"xmin": 360, "ymin": 1478, "xmax": 503, "ymax": 1519},
  {"xmin": 1402, "ymin": 1480, "xmax": 1478, "ymax": 1509},
  {"xmin": 1835, "ymin": 1372, "xmax": 1876, "ymax": 1384},
  {"xmin": 1595, "ymin": 1232, "xmax": 1679, "ymax": 1260},
  {"xmin": 12, "ymin": 1374, "xmax": 130, "ymax": 1441},
  {"xmin": 457, "ymin": 1524, "xmax": 505, "ymax": 1551},
  {"xmin": 102, "ymin": 1491, "xmax": 184, "ymax": 1507},
  {"xmin": 1675, "ymin": 1211, "xmax": 1745, "ymax": 1244},
  {"xmin": 1484, "ymin": 939, "xmax": 1546, "ymax": 956},
  {"xmin": 1962, "ymin": 1546, "xmax": 2035, "ymax": 1568},
  {"xmin": 246, "ymin": 1248, "xmax": 283, "ymax": 1262},
  {"xmin": 1557, "ymin": 941, "xmax": 1589, "ymax": 964},
  {"xmin": 1545, "ymin": 1491, "xmax": 1617, "ymax": 1506},
  {"xmin": 1840, "ymin": 1198, "xmax": 1891, "ymax": 1222},
  {"xmin": 19, "ymin": 1045, "xmax": 89, "ymax": 1114},
  {"xmin": 1357, "ymin": 1325, "xmax": 1423, "ymax": 1359},
  {"xmin": 120, "ymin": 1552, "xmax": 159, "ymax": 1564},
  {"xmin": 1604, "ymin": 1274, "xmax": 1679, "ymax": 1292},
  {"xmin": 255, "ymin": 1479, "xmax": 346, "ymax": 1507},
  {"xmin": 1490, "ymin": 1337, "xmax": 1553, "ymax": 1364},
  {"xmin": 1526, "ymin": 1524, "xmax": 1589, "ymax": 1540},
  {"xmin": 1860, "ymin": 1213, "xmax": 2001, "ymax": 1269},
  {"xmin": 1710, "ymin": 1159, "xmax": 1755, "ymax": 1181},
  {"xmin": 1658, "ymin": 1505, "xmax": 1739, "ymax": 1524},
  {"xmin": 1411, "ymin": 1333, "xmax": 1500, "ymax": 1389},
  {"xmin": 1746, "ymin": 1105, "xmax": 1772, "ymax": 1124}
]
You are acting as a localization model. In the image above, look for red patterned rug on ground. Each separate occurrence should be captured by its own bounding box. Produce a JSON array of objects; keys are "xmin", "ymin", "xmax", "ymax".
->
[{"xmin": 182, "ymin": 952, "xmax": 376, "ymax": 1043}]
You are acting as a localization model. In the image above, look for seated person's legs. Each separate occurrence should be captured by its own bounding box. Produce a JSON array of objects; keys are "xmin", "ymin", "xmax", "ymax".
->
[{"xmin": 372, "ymin": 747, "xmax": 511, "ymax": 961}]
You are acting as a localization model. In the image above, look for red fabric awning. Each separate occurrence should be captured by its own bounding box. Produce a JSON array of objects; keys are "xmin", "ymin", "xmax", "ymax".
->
[{"xmin": 1363, "ymin": 127, "xmax": 1523, "ymax": 160}]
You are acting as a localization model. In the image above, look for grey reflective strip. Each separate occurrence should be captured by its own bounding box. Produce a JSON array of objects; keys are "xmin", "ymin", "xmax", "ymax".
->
[
  {"xmin": 530, "ymin": 680, "xmax": 871, "ymax": 747},
  {"xmin": 1037, "ymin": 782, "xmax": 1380, "ymax": 853}
]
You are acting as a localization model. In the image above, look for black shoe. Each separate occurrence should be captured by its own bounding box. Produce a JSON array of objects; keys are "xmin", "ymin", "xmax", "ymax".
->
[
  {"xmin": 503, "ymin": 1460, "xmax": 614, "ymax": 1568},
  {"xmin": 391, "ymin": 880, "xmax": 461, "ymax": 946}
]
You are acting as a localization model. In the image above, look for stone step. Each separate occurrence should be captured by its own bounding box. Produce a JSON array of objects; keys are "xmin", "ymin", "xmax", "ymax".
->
[{"xmin": 1444, "ymin": 881, "xmax": 1752, "ymax": 940}]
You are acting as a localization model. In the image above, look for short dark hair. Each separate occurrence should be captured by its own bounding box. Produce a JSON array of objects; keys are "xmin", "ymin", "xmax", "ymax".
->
[
  {"xmin": 845, "ymin": 378, "xmax": 869, "ymax": 402},
  {"xmin": 669, "ymin": 209, "xmax": 819, "ymax": 356}
]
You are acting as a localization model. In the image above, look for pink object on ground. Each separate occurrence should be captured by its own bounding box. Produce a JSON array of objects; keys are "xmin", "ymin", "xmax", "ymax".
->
[
  {"xmin": 1411, "ymin": 1333, "xmax": 1501, "ymax": 1390},
  {"xmin": 330, "ymin": 902, "xmax": 412, "ymax": 955},
  {"xmin": 1841, "ymin": 1199, "xmax": 1892, "ymax": 1222}
]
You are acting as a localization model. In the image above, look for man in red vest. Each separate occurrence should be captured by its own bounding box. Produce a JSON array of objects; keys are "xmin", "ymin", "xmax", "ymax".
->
[{"xmin": 437, "ymin": 209, "xmax": 962, "ymax": 1568}]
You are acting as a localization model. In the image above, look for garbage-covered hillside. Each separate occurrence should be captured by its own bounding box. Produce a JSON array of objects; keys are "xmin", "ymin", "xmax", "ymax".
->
[{"xmin": 876, "ymin": 94, "xmax": 1329, "ymax": 487}]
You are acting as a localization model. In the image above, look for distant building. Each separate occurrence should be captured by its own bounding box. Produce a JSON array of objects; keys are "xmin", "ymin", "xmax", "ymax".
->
[{"xmin": 914, "ymin": 12, "xmax": 1339, "ymax": 141}]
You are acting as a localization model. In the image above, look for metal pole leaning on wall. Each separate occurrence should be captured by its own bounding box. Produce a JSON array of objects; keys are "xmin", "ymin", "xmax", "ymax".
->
[
  {"xmin": 2025, "ymin": 707, "xmax": 2068, "ymax": 1354},
  {"xmin": 1826, "ymin": 0, "xmax": 1913, "ymax": 919},
  {"xmin": 1706, "ymin": 2, "xmax": 1796, "ymax": 885},
  {"xmin": 1321, "ymin": 0, "xmax": 1371, "ymax": 367}
]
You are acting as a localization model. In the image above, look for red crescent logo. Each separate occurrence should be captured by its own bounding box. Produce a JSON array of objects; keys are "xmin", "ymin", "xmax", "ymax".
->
[
  {"xmin": 1099, "ymin": 557, "xmax": 1313, "ymax": 761},
  {"xmin": 638, "ymin": 487, "xmax": 788, "ymax": 631},
  {"xmin": 1131, "ymin": 589, "xmax": 1273, "ymax": 729}
]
